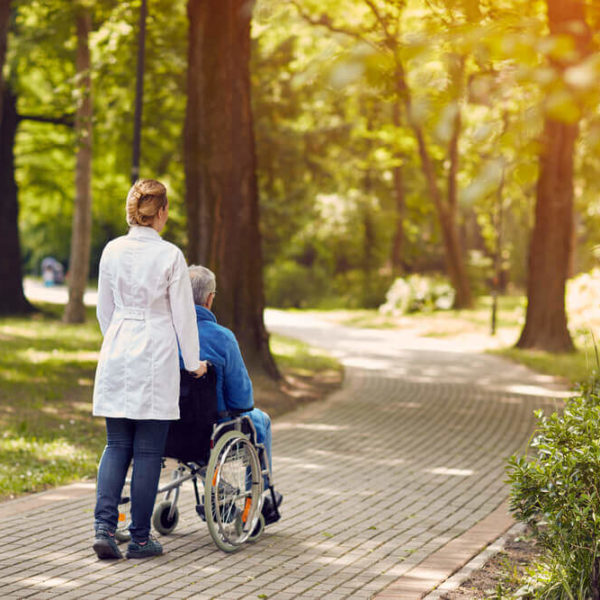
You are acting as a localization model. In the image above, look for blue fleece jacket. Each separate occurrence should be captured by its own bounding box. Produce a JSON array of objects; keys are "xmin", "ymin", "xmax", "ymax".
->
[
  {"xmin": 179, "ymin": 305, "xmax": 272, "ymax": 469},
  {"xmin": 181, "ymin": 305, "xmax": 253, "ymax": 415}
]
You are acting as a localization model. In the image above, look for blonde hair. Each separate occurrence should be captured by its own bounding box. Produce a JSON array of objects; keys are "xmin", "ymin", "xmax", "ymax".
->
[{"xmin": 126, "ymin": 179, "xmax": 168, "ymax": 227}]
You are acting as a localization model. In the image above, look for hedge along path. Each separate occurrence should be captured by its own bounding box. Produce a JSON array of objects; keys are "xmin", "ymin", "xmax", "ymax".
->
[{"xmin": 0, "ymin": 309, "xmax": 570, "ymax": 599}]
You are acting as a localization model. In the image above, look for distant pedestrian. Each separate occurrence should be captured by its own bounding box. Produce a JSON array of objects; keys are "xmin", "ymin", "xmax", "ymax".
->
[
  {"xmin": 41, "ymin": 256, "xmax": 64, "ymax": 286},
  {"xmin": 92, "ymin": 179, "xmax": 207, "ymax": 560}
]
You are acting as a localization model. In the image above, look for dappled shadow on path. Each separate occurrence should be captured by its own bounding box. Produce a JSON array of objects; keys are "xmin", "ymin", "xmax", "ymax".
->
[{"xmin": 266, "ymin": 310, "xmax": 571, "ymax": 400}]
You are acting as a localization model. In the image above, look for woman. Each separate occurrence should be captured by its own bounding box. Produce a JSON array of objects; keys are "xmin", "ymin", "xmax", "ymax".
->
[{"xmin": 92, "ymin": 179, "xmax": 207, "ymax": 560}]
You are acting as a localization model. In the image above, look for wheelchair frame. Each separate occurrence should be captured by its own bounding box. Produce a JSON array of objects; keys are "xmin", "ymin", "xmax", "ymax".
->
[{"xmin": 117, "ymin": 413, "xmax": 279, "ymax": 553}]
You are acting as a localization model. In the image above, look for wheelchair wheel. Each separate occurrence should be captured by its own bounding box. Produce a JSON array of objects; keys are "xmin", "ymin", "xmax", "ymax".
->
[
  {"xmin": 204, "ymin": 430, "xmax": 263, "ymax": 552},
  {"xmin": 152, "ymin": 500, "xmax": 179, "ymax": 535}
]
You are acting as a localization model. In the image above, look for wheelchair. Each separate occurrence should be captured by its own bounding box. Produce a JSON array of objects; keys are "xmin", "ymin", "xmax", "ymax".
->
[{"xmin": 116, "ymin": 367, "xmax": 279, "ymax": 553}]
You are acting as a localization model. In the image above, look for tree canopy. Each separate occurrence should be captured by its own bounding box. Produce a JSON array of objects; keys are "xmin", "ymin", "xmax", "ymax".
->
[{"xmin": 2, "ymin": 0, "xmax": 600, "ymax": 350}]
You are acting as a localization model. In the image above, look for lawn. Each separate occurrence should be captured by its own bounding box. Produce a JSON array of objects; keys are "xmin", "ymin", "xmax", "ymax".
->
[{"xmin": 0, "ymin": 303, "xmax": 103, "ymax": 500}]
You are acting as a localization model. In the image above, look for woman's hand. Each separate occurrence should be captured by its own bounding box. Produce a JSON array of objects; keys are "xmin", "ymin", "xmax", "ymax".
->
[{"xmin": 190, "ymin": 361, "xmax": 208, "ymax": 379}]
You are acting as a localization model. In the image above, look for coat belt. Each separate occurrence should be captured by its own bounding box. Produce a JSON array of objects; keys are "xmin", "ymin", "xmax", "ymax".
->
[{"xmin": 114, "ymin": 307, "xmax": 146, "ymax": 321}]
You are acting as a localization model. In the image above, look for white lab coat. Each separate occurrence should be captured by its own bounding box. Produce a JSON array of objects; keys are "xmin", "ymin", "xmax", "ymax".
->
[{"xmin": 92, "ymin": 226, "xmax": 201, "ymax": 420}]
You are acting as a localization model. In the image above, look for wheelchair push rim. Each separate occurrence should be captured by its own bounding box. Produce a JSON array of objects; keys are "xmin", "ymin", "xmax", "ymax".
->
[{"xmin": 204, "ymin": 430, "xmax": 263, "ymax": 552}]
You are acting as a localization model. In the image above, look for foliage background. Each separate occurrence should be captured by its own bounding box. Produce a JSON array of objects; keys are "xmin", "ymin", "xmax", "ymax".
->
[{"xmin": 7, "ymin": 0, "xmax": 600, "ymax": 311}]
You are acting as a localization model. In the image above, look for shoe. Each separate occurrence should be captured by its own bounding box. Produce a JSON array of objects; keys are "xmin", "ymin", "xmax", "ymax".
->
[
  {"xmin": 126, "ymin": 535, "xmax": 163, "ymax": 559},
  {"xmin": 93, "ymin": 529, "xmax": 123, "ymax": 559},
  {"xmin": 251, "ymin": 491, "xmax": 283, "ymax": 537},
  {"xmin": 262, "ymin": 490, "xmax": 283, "ymax": 526}
]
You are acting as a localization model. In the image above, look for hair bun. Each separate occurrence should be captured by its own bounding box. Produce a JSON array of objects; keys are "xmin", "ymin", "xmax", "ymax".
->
[{"xmin": 125, "ymin": 179, "xmax": 168, "ymax": 227}]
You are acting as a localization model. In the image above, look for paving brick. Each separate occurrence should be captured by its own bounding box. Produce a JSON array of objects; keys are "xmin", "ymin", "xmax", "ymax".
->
[{"xmin": 0, "ymin": 313, "xmax": 570, "ymax": 599}]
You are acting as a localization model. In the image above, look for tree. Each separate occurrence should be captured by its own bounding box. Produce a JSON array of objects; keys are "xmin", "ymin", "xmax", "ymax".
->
[
  {"xmin": 0, "ymin": 1, "xmax": 34, "ymax": 315},
  {"xmin": 516, "ymin": 0, "xmax": 593, "ymax": 352},
  {"xmin": 292, "ymin": 0, "xmax": 475, "ymax": 308},
  {"xmin": 0, "ymin": 85, "xmax": 34, "ymax": 314},
  {"xmin": 63, "ymin": 6, "xmax": 93, "ymax": 323},
  {"xmin": 0, "ymin": 0, "xmax": 10, "ymax": 122},
  {"xmin": 185, "ymin": 0, "xmax": 279, "ymax": 378}
]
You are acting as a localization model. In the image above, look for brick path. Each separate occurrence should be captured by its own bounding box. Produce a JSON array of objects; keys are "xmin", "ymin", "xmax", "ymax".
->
[{"xmin": 0, "ymin": 309, "xmax": 569, "ymax": 599}]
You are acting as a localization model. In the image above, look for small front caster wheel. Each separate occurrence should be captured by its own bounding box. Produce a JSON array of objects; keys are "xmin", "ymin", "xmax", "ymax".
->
[
  {"xmin": 152, "ymin": 500, "xmax": 179, "ymax": 535},
  {"xmin": 115, "ymin": 528, "xmax": 131, "ymax": 543}
]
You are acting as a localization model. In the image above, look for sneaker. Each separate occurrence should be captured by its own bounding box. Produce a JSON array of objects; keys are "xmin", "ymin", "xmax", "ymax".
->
[
  {"xmin": 93, "ymin": 529, "xmax": 123, "ymax": 560},
  {"xmin": 126, "ymin": 535, "xmax": 163, "ymax": 559}
]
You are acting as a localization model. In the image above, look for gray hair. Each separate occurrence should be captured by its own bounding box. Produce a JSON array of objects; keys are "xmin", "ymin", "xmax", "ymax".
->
[{"xmin": 188, "ymin": 265, "xmax": 216, "ymax": 305}]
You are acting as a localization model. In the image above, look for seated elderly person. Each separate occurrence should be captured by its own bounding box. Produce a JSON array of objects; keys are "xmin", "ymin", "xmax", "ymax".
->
[{"xmin": 187, "ymin": 265, "xmax": 282, "ymax": 524}]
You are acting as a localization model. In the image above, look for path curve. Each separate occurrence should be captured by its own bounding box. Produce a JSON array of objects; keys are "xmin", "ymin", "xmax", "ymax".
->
[{"xmin": 0, "ymin": 293, "xmax": 569, "ymax": 599}]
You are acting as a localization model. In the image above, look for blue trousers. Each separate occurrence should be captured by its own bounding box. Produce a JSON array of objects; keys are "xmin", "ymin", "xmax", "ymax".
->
[
  {"xmin": 94, "ymin": 418, "xmax": 170, "ymax": 543},
  {"xmin": 248, "ymin": 408, "xmax": 272, "ymax": 474}
]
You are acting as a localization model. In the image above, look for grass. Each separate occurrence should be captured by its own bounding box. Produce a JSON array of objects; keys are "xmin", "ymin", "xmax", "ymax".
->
[
  {"xmin": 270, "ymin": 334, "xmax": 341, "ymax": 376},
  {"xmin": 305, "ymin": 295, "xmax": 526, "ymax": 332},
  {"xmin": 0, "ymin": 302, "xmax": 341, "ymax": 501},
  {"xmin": 491, "ymin": 344, "xmax": 600, "ymax": 386},
  {"xmin": 0, "ymin": 303, "xmax": 104, "ymax": 501}
]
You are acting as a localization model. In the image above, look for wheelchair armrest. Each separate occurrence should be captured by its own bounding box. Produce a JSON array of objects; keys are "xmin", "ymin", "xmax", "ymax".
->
[{"xmin": 217, "ymin": 408, "xmax": 253, "ymax": 420}]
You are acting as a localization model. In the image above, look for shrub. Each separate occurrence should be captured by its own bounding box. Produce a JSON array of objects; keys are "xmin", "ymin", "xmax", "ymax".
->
[
  {"xmin": 379, "ymin": 274, "xmax": 455, "ymax": 316},
  {"xmin": 507, "ymin": 373, "xmax": 600, "ymax": 599},
  {"xmin": 265, "ymin": 260, "xmax": 325, "ymax": 308},
  {"xmin": 332, "ymin": 270, "xmax": 392, "ymax": 309}
]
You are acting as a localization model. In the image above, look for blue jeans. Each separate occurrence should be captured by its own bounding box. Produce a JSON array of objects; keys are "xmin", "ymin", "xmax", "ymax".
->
[{"xmin": 94, "ymin": 418, "xmax": 170, "ymax": 543}]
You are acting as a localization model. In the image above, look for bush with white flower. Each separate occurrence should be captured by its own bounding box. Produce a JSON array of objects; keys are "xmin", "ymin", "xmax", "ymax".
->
[{"xmin": 379, "ymin": 274, "xmax": 456, "ymax": 316}]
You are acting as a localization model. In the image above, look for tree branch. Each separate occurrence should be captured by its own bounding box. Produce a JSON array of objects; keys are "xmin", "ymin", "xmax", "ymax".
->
[
  {"xmin": 18, "ymin": 113, "xmax": 75, "ymax": 128},
  {"xmin": 423, "ymin": 0, "xmax": 453, "ymax": 28},
  {"xmin": 363, "ymin": 0, "xmax": 393, "ymax": 41},
  {"xmin": 289, "ymin": 0, "xmax": 382, "ymax": 52}
]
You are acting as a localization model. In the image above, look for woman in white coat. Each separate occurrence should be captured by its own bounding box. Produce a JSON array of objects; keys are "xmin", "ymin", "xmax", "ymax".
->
[{"xmin": 92, "ymin": 179, "xmax": 207, "ymax": 560}]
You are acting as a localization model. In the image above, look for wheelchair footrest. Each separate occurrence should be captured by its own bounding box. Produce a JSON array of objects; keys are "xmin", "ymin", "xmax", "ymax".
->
[{"xmin": 262, "ymin": 490, "xmax": 283, "ymax": 526}]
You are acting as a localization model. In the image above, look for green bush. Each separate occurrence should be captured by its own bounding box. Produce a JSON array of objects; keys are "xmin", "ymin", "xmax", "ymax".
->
[
  {"xmin": 265, "ymin": 258, "xmax": 393, "ymax": 309},
  {"xmin": 379, "ymin": 274, "xmax": 455, "ymax": 315},
  {"xmin": 332, "ymin": 269, "xmax": 392, "ymax": 309},
  {"xmin": 507, "ymin": 373, "xmax": 600, "ymax": 599},
  {"xmin": 265, "ymin": 260, "xmax": 328, "ymax": 308}
]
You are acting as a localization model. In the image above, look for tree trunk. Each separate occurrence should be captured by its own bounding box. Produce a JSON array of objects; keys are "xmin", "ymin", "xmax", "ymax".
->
[
  {"xmin": 396, "ymin": 60, "xmax": 473, "ymax": 308},
  {"xmin": 64, "ymin": 9, "xmax": 93, "ymax": 323},
  {"xmin": 516, "ymin": 0, "xmax": 591, "ymax": 352},
  {"xmin": 185, "ymin": 0, "xmax": 279, "ymax": 379},
  {"xmin": 444, "ymin": 55, "xmax": 472, "ymax": 309},
  {"xmin": 0, "ymin": 87, "xmax": 34, "ymax": 315},
  {"xmin": 409, "ymin": 112, "xmax": 472, "ymax": 308},
  {"xmin": 0, "ymin": 0, "xmax": 11, "ymax": 124},
  {"xmin": 390, "ymin": 100, "xmax": 405, "ymax": 277}
]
